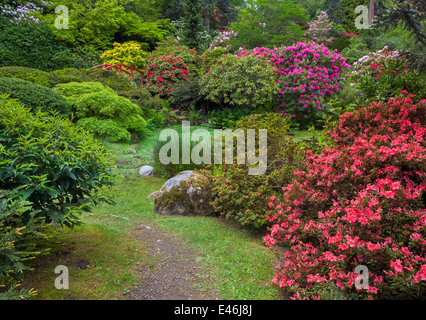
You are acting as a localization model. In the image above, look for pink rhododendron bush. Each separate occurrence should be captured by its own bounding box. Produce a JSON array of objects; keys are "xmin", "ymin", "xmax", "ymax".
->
[
  {"xmin": 264, "ymin": 94, "xmax": 426, "ymax": 299},
  {"xmin": 238, "ymin": 42, "xmax": 351, "ymax": 127}
]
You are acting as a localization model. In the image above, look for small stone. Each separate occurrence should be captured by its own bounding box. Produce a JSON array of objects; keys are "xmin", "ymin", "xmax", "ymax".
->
[{"xmin": 138, "ymin": 165, "xmax": 154, "ymax": 176}]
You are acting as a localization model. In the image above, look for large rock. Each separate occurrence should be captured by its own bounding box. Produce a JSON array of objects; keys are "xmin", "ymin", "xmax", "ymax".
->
[{"xmin": 154, "ymin": 170, "xmax": 215, "ymax": 216}]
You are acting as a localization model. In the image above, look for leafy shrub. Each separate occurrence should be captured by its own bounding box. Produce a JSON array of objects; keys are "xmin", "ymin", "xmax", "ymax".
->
[
  {"xmin": 0, "ymin": 77, "xmax": 72, "ymax": 116},
  {"xmin": 40, "ymin": 0, "xmax": 168, "ymax": 50},
  {"xmin": 118, "ymin": 86, "xmax": 162, "ymax": 117},
  {"xmin": 54, "ymin": 82, "xmax": 147, "ymax": 142},
  {"xmin": 328, "ymin": 36, "xmax": 351, "ymax": 52},
  {"xmin": 239, "ymin": 42, "xmax": 352, "ymax": 127},
  {"xmin": 68, "ymin": 45, "xmax": 103, "ymax": 69},
  {"xmin": 357, "ymin": 54, "xmax": 426, "ymax": 103},
  {"xmin": 0, "ymin": 188, "xmax": 47, "ymax": 300},
  {"xmin": 200, "ymin": 47, "xmax": 229, "ymax": 69},
  {"xmin": 0, "ymin": 21, "xmax": 73, "ymax": 71},
  {"xmin": 152, "ymin": 125, "xmax": 214, "ymax": 179},
  {"xmin": 209, "ymin": 113, "xmax": 303, "ymax": 229},
  {"xmin": 101, "ymin": 41, "xmax": 147, "ymax": 69},
  {"xmin": 0, "ymin": 95, "xmax": 117, "ymax": 227},
  {"xmin": 208, "ymin": 108, "xmax": 253, "ymax": 129},
  {"xmin": 169, "ymin": 77, "xmax": 206, "ymax": 111},
  {"xmin": 52, "ymin": 68, "xmax": 137, "ymax": 92},
  {"xmin": 199, "ymin": 54, "xmax": 280, "ymax": 110},
  {"xmin": 0, "ymin": 66, "xmax": 51, "ymax": 87},
  {"xmin": 0, "ymin": 66, "xmax": 83, "ymax": 88},
  {"xmin": 264, "ymin": 95, "xmax": 426, "ymax": 299}
]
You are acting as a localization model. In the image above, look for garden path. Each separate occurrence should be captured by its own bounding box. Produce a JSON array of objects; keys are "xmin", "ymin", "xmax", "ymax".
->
[{"xmin": 126, "ymin": 220, "xmax": 219, "ymax": 300}]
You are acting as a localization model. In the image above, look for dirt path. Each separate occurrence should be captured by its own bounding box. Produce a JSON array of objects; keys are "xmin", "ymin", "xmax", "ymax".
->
[{"xmin": 126, "ymin": 220, "xmax": 219, "ymax": 300}]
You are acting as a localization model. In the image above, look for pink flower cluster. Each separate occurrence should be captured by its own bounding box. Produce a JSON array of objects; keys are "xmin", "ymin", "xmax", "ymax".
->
[
  {"xmin": 208, "ymin": 29, "xmax": 238, "ymax": 51},
  {"xmin": 264, "ymin": 95, "xmax": 426, "ymax": 299},
  {"xmin": 238, "ymin": 42, "xmax": 351, "ymax": 119}
]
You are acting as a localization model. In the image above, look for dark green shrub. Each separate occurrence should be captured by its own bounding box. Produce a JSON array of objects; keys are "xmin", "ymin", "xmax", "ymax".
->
[
  {"xmin": 0, "ymin": 66, "xmax": 82, "ymax": 88},
  {"xmin": 328, "ymin": 36, "xmax": 351, "ymax": 52},
  {"xmin": 0, "ymin": 188, "xmax": 47, "ymax": 300},
  {"xmin": 0, "ymin": 66, "xmax": 51, "ymax": 87},
  {"xmin": 0, "ymin": 78, "xmax": 72, "ymax": 116},
  {"xmin": 0, "ymin": 95, "xmax": 118, "ymax": 227},
  {"xmin": 117, "ymin": 86, "xmax": 162, "ymax": 117},
  {"xmin": 52, "ymin": 68, "xmax": 137, "ymax": 92},
  {"xmin": 169, "ymin": 77, "xmax": 206, "ymax": 111},
  {"xmin": 0, "ymin": 21, "xmax": 73, "ymax": 71},
  {"xmin": 152, "ymin": 125, "xmax": 214, "ymax": 179},
  {"xmin": 209, "ymin": 113, "xmax": 303, "ymax": 229},
  {"xmin": 208, "ymin": 108, "xmax": 253, "ymax": 129}
]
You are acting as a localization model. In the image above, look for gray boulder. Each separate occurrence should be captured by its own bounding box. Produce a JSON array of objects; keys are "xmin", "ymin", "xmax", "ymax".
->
[
  {"xmin": 139, "ymin": 165, "xmax": 154, "ymax": 176},
  {"xmin": 154, "ymin": 171, "xmax": 215, "ymax": 216}
]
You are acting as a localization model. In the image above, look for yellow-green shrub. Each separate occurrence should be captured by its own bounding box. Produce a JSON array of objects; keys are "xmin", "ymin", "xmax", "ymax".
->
[
  {"xmin": 100, "ymin": 41, "xmax": 147, "ymax": 69},
  {"xmin": 54, "ymin": 82, "xmax": 147, "ymax": 142}
]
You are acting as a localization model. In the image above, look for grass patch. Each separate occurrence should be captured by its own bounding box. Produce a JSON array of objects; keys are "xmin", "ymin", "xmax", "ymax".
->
[{"xmin": 22, "ymin": 222, "xmax": 149, "ymax": 300}]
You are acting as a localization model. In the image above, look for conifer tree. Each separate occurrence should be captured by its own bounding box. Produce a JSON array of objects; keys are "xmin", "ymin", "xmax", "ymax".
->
[{"xmin": 181, "ymin": 0, "xmax": 206, "ymax": 51}]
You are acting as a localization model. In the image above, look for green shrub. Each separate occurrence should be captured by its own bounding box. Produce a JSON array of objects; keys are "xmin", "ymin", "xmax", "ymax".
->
[
  {"xmin": 358, "ymin": 55, "xmax": 426, "ymax": 103},
  {"xmin": 208, "ymin": 108, "xmax": 253, "ymax": 129},
  {"xmin": 52, "ymin": 68, "xmax": 137, "ymax": 92},
  {"xmin": 54, "ymin": 82, "xmax": 147, "ymax": 142},
  {"xmin": 0, "ymin": 78, "xmax": 72, "ymax": 116},
  {"xmin": 209, "ymin": 113, "xmax": 303, "ymax": 229},
  {"xmin": 0, "ymin": 95, "xmax": 117, "ymax": 227},
  {"xmin": 0, "ymin": 66, "xmax": 83, "ymax": 88},
  {"xmin": 101, "ymin": 41, "xmax": 147, "ymax": 69},
  {"xmin": 0, "ymin": 188, "xmax": 47, "ymax": 300},
  {"xmin": 199, "ymin": 54, "xmax": 279, "ymax": 110},
  {"xmin": 76, "ymin": 118, "xmax": 131, "ymax": 143},
  {"xmin": 0, "ymin": 66, "xmax": 51, "ymax": 87},
  {"xmin": 328, "ymin": 36, "xmax": 351, "ymax": 52},
  {"xmin": 0, "ymin": 21, "xmax": 73, "ymax": 71},
  {"xmin": 117, "ymin": 86, "xmax": 162, "ymax": 117},
  {"xmin": 169, "ymin": 77, "xmax": 206, "ymax": 111},
  {"xmin": 200, "ymin": 47, "xmax": 229, "ymax": 69},
  {"xmin": 152, "ymin": 125, "xmax": 214, "ymax": 179}
]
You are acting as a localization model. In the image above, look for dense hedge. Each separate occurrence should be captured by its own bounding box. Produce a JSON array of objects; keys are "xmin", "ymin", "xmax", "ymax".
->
[
  {"xmin": 0, "ymin": 66, "xmax": 83, "ymax": 88},
  {"xmin": 0, "ymin": 77, "xmax": 72, "ymax": 116}
]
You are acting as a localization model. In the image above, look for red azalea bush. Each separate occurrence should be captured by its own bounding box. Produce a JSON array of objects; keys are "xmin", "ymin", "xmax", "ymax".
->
[
  {"xmin": 238, "ymin": 42, "xmax": 352, "ymax": 126},
  {"xmin": 143, "ymin": 56, "xmax": 196, "ymax": 98},
  {"xmin": 264, "ymin": 94, "xmax": 426, "ymax": 299}
]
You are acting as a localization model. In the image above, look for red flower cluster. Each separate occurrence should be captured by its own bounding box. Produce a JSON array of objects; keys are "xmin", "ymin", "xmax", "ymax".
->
[
  {"xmin": 369, "ymin": 56, "xmax": 408, "ymax": 80},
  {"xmin": 343, "ymin": 31, "xmax": 360, "ymax": 38},
  {"xmin": 264, "ymin": 95, "xmax": 426, "ymax": 299},
  {"xmin": 143, "ymin": 56, "xmax": 194, "ymax": 97}
]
